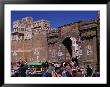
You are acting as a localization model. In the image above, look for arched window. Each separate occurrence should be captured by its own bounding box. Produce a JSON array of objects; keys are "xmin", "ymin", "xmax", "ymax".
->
[
  {"xmin": 52, "ymin": 49, "xmax": 56, "ymax": 57},
  {"xmin": 87, "ymin": 45, "xmax": 93, "ymax": 55}
]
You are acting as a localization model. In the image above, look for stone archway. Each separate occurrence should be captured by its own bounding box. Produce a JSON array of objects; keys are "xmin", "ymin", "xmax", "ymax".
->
[{"xmin": 62, "ymin": 36, "xmax": 81, "ymax": 62}]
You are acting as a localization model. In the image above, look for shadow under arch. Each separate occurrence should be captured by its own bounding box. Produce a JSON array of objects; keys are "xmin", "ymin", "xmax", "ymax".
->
[{"xmin": 62, "ymin": 36, "xmax": 72, "ymax": 57}]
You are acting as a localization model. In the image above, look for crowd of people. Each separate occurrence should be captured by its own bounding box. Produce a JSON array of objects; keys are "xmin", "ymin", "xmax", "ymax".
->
[{"xmin": 11, "ymin": 59, "xmax": 100, "ymax": 77}]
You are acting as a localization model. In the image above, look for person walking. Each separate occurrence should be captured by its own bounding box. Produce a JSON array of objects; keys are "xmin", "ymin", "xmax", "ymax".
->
[
  {"xmin": 42, "ymin": 67, "xmax": 49, "ymax": 77},
  {"xmin": 19, "ymin": 63, "xmax": 26, "ymax": 77},
  {"xmin": 47, "ymin": 63, "xmax": 55, "ymax": 77},
  {"xmin": 86, "ymin": 65, "xmax": 93, "ymax": 77},
  {"xmin": 52, "ymin": 67, "xmax": 62, "ymax": 77}
]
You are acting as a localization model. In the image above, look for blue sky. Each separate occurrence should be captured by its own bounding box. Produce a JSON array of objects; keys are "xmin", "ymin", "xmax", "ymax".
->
[{"xmin": 11, "ymin": 11, "xmax": 97, "ymax": 29}]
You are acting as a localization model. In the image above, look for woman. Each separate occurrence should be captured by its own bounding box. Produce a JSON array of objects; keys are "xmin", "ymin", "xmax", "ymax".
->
[
  {"xmin": 75, "ymin": 68, "xmax": 82, "ymax": 77},
  {"xmin": 52, "ymin": 67, "xmax": 62, "ymax": 77},
  {"xmin": 65, "ymin": 64, "xmax": 73, "ymax": 76}
]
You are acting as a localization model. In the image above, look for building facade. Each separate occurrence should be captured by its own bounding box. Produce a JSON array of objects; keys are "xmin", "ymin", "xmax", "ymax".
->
[{"xmin": 11, "ymin": 14, "xmax": 100, "ymax": 70}]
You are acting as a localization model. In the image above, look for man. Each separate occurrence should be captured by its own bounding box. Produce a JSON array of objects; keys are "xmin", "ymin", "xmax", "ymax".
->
[
  {"xmin": 42, "ymin": 67, "xmax": 49, "ymax": 77},
  {"xmin": 86, "ymin": 65, "xmax": 93, "ymax": 77},
  {"xmin": 19, "ymin": 63, "xmax": 26, "ymax": 77},
  {"xmin": 72, "ymin": 57, "xmax": 78, "ymax": 66},
  {"xmin": 47, "ymin": 63, "xmax": 55, "ymax": 77}
]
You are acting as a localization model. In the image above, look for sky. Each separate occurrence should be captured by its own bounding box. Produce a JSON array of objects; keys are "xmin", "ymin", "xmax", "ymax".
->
[{"xmin": 11, "ymin": 11, "xmax": 97, "ymax": 29}]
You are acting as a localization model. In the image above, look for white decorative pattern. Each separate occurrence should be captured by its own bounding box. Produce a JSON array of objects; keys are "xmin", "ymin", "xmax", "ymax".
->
[{"xmin": 24, "ymin": 31, "xmax": 32, "ymax": 40}]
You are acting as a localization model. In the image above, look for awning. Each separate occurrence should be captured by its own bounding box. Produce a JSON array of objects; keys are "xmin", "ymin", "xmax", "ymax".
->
[{"xmin": 27, "ymin": 61, "xmax": 42, "ymax": 66}]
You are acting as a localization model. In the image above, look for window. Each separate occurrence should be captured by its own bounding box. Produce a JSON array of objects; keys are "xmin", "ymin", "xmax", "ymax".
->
[
  {"xmin": 79, "ymin": 46, "xmax": 82, "ymax": 55},
  {"xmin": 52, "ymin": 49, "xmax": 56, "ymax": 57},
  {"xmin": 87, "ymin": 45, "xmax": 93, "ymax": 55}
]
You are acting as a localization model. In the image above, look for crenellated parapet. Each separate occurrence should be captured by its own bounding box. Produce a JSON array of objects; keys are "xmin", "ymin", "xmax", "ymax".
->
[{"xmin": 79, "ymin": 19, "xmax": 98, "ymax": 41}]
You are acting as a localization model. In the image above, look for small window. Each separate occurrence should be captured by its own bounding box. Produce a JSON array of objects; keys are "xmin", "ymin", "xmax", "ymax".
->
[{"xmin": 86, "ymin": 45, "xmax": 93, "ymax": 55}]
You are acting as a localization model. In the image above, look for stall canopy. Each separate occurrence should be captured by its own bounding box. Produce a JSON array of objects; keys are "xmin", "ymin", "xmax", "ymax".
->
[{"xmin": 27, "ymin": 61, "xmax": 42, "ymax": 66}]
